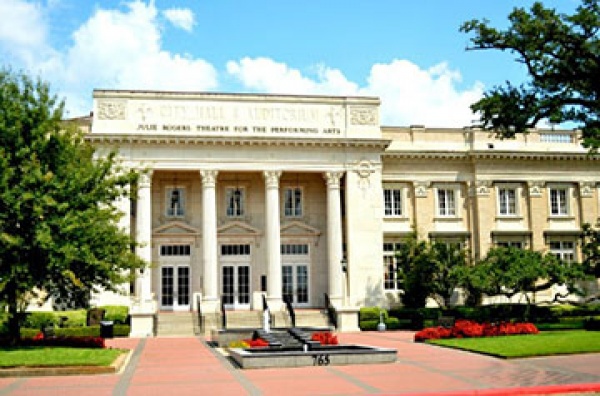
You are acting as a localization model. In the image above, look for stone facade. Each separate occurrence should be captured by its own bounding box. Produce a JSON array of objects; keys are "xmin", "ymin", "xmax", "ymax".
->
[{"xmin": 85, "ymin": 90, "xmax": 600, "ymax": 334}]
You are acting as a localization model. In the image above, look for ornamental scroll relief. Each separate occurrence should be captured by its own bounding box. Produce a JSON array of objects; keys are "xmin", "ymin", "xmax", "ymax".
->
[
  {"xmin": 97, "ymin": 100, "xmax": 127, "ymax": 120},
  {"xmin": 579, "ymin": 182, "xmax": 595, "ymax": 198},
  {"xmin": 349, "ymin": 106, "xmax": 378, "ymax": 126}
]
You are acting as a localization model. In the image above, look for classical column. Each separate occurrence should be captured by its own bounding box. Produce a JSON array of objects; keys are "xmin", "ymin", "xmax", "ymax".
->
[
  {"xmin": 264, "ymin": 170, "xmax": 283, "ymax": 309},
  {"xmin": 135, "ymin": 171, "xmax": 153, "ymax": 301},
  {"xmin": 201, "ymin": 170, "xmax": 219, "ymax": 306},
  {"xmin": 324, "ymin": 171, "xmax": 344, "ymax": 307}
]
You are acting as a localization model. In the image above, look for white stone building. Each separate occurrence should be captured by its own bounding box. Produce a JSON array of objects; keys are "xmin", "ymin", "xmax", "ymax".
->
[{"xmin": 85, "ymin": 90, "xmax": 600, "ymax": 336}]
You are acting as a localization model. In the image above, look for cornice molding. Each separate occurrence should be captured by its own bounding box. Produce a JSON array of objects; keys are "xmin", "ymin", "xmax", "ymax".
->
[
  {"xmin": 383, "ymin": 150, "xmax": 598, "ymax": 161},
  {"xmin": 85, "ymin": 134, "xmax": 391, "ymax": 150}
]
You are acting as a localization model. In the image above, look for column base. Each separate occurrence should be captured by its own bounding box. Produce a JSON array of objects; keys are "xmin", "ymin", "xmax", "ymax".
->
[
  {"xmin": 266, "ymin": 296, "xmax": 283, "ymax": 312},
  {"xmin": 129, "ymin": 297, "xmax": 157, "ymax": 338},
  {"xmin": 336, "ymin": 307, "xmax": 360, "ymax": 332},
  {"xmin": 200, "ymin": 297, "xmax": 220, "ymax": 314},
  {"xmin": 328, "ymin": 295, "xmax": 344, "ymax": 309}
]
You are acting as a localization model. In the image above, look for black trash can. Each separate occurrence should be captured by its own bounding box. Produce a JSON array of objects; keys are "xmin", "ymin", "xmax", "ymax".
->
[{"xmin": 100, "ymin": 320, "xmax": 114, "ymax": 339}]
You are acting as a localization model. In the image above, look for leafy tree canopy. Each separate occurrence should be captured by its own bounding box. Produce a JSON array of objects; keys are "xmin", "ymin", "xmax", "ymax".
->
[
  {"xmin": 0, "ymin": 68, "xmax": 145, "ymax": 342},
  {"xmin": 460, "ymin": 0, "xmax": 600, "ymax": 150},
  {"xmin": 395, "ymin": 233, "xmax": 469, "ymax": 308},
  {"xmin": 476, "ymin": 247, "xmax": 588, "ymax": 305}
]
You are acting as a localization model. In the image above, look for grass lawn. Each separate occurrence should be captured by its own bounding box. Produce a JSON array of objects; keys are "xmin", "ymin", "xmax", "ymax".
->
[
  {"xmin": 0, "ymin": 347, "xmax": 125, "ymax": 368},
  {"xmin": 428, "ymin": 330, "xmax": 600, "ymax": 358}
]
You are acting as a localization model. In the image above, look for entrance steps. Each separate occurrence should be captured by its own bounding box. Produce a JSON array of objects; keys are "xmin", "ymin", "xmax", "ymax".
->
[
  {"xmin": 156, "ymin": 312, "xmax": 195, "ymax": 337},
  {"xmin": 219, "ymin": 309, "xmax": 330, "ymax": 330}
]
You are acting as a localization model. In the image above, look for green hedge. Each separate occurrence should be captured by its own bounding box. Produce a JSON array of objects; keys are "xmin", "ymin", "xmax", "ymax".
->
[
  {"xmin": 359, "ymin": 318, "xmax": 401, "ymax": 331},
  {"xmin": 359, "ymin": 307, "xmax": 389, "ymax": 322},
  {"xmin": 362, "ymin": 303, "xmax": 600, "ymax": 331},
  {"xmin": 584, "ymin": 317, "xmax": 600, "ymax": 331},
  {"xmin": 20, "ymin": 325, "xmax": 130, "ymax": 338},
  {"xmin": 20, "ymin": 306, "xmax": 129, "ymax": 329},
  {"xmin": 100, "ymin": 305, "xmax": 129, "ymax": 325}
]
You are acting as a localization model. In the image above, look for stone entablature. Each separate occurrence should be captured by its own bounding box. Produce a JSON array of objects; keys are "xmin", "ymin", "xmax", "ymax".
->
[{"xmin": 92, "ymin": 90, "xmax": 381, "ymax": 140}]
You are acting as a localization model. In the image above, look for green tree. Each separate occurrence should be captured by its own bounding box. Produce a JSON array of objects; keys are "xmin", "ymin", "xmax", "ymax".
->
[
  {"xmin": 0, "ymin": 68, "xmax": 145, "ymax": 343},
  {"xmin": 395, "ymin": 234, "xmax": 469, "ymax": 308},
  {"xmin": 580, "ymin": 223, "xmax": 600, "ymax": 278},
  {"xmin": 460, "ymin": 0, "xmax": 600, "ymax": 150},
  {"xmin": 474, "ymin": 247, "xmax": 587, "ymax": 317}
]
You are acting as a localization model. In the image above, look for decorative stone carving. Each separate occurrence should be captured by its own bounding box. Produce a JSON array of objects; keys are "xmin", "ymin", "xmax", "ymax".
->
[
  {"xmin": 263, "ymin": 170, "xmax": 282, "ymax": 189},
  {"xmin": 138, "ymin": 170, "xmax": 153, "ymax": 188},
  {"xmin": 97, "ymin": 100, "xmax": 127, "ymax": 120},
  {"xmin": 414, "ymin": 182, "xmax": 430, "ymax": 198},
  {"xmin": 326, "ymin": 106, "xmax": 343, "ymax": 127},
  {"xmin": 200, "ymin": 170, "xmax": 218, "ymax": 188},
  {"xmin": 528, "ymin": 181, "xmax": 545, "ymax": 197},
  {"xmin": 324, "ymin": 171, "xmax": 344, "ymax": 188},
  {"xmin": 136, "ymin": 102, "xmax": 154, "ymax": 122},
  {"xmin": 472, "ymin": 180, "xmax": 492, "ymax": 196},
  {"xmin": 353, "ymin": 160, "xmax": 375, "ymax": 189},
  {"xmin": 349, "ymin": 106, "xmax": 378, "ymax": 125},
  {"xmin": 579, "ymin": 182, "xmax": 595, "ymax": 198}
]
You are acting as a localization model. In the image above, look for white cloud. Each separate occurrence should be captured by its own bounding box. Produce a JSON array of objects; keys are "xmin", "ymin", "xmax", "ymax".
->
[
  {"xmin": 0, "ymin": 1, "xmax": 217, "ymax": 116},
  {"xmin": 226, "ymin": 57, "xmax": 358, "ymax": 95},
  {"xmin": 227, "ymin": 57, "xmax": 484, "ymax": 127},
  {"xmin": 163, "ymin": 8, "xmax": 195, "ymax": 32},
  {"xmin": 362, "ymin": 60, "xmax": 484, "ymax": 127},
  {"xmin": 0, "ymin": 0, "xmax": 49, "ymax": 67}
]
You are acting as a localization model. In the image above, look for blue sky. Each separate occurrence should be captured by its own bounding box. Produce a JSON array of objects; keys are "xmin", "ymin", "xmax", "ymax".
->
[{"xmin": 0, "ymin": 0, "xmax": 578, "ymax": 126}]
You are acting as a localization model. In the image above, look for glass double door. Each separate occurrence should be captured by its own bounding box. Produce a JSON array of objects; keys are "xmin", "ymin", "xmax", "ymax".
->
[
  {"xmin": 160, "ymin": 265, "xmax": 190, "ymax": 311},
  {"xmin": 222, "ymin": 264, "xmax": 250, "ymax": 309},
  {"xmin": 282, "ymin": 264, "xmax": 309, "ymax": 307}
]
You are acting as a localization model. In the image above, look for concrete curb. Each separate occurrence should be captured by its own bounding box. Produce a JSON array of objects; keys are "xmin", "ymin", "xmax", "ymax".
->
[{"xmin": 0, "ymin": 349, "xmax": 132, "ymax": 378}]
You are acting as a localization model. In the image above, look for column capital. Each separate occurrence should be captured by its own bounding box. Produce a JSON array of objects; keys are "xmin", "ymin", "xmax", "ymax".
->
[
  {"xmin": 138, "ymin": 170, "xmax": 153, "ymax": 188},
  {"xmin": 200, "ymin": 170, "xmax": 219, "ymax": 187},
  {"xmin": 263, "ymin": 170, "xmax": 282, "ymax": 189},
  {"xmin": 324, "ymin": 171, "xmax": 344, "ymax": 187}
]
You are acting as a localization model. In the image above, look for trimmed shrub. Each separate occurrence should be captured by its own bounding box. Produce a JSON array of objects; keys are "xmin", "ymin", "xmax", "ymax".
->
[
  {"xmin": 100, "ymin": 306, "xmax": 129, "ymax": 325},
  {"xmin": 18, "ymin": 335, "xmax": 105, "ymax": 348},
  {"xmin": 23, "ymin": 312, "xmax": 58, "ymax": 329},
  {"xmin": 359, "ymin": 320, "xmax": 379, "ymax": 331},
  {"xmin": 359, "ymin": 307, "xmax": 388, "ymax": 322},
  {"xmin": 584, "ymin": 317, "xmax": 600, "ymax": 331}
]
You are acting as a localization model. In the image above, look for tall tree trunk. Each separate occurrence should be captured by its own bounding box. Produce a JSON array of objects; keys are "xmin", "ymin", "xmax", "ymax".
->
[{"xmin": 6, "ymin": 284, "xmax": 21, "ymax": 345}]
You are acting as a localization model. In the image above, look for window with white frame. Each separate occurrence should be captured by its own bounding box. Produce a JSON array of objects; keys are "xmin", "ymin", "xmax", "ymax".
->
[
  {"xmin": 549, "ymin": 186, "xmax": 569, "ymax": 216},
  {"xmin": 283, "ymin": 187, "xmax": 303, "ymax": 217},
  {"xmin": 548, "ymin": 240, "xmax": 576, "ymax": 263},
  {"xmin": 383, "ymin": 242, "xmax": 403, "ymax": 290},
  {"xmin": 497, "ymin": 186, "xmax": 518, "ymax": 216},
  {"xmin": 226, "ymin": 187, "xmax": 245, "ymax": 217},
  {"xmin": 436, "ymin": 187, "xmax": 457, "ymax": 217},
  {"xmin": 383, "ymin": 187, "xmax": 403, "ymax": 217},
  {"xmin": 166, "ymin": 188, "xmax": 185, "ymax": 217}
]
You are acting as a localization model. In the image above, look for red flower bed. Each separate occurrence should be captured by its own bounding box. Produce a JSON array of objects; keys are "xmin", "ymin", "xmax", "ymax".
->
[
  {"xmin": 244, "ymin": 338, "xmax": 270, "ymax": 348},
  {"xmin": 414, "ymin": 320, "xmax": 539, "ymax": 342},
  {"xmin": 311, "ymin": 332, "xmax": 339, "ymax": 345}
]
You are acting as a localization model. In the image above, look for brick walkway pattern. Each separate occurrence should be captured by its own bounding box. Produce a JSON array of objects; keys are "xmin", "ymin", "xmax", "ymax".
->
[{"xmin": 0, "ymin": 331, "xmax": 599, "ymax": 395}]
